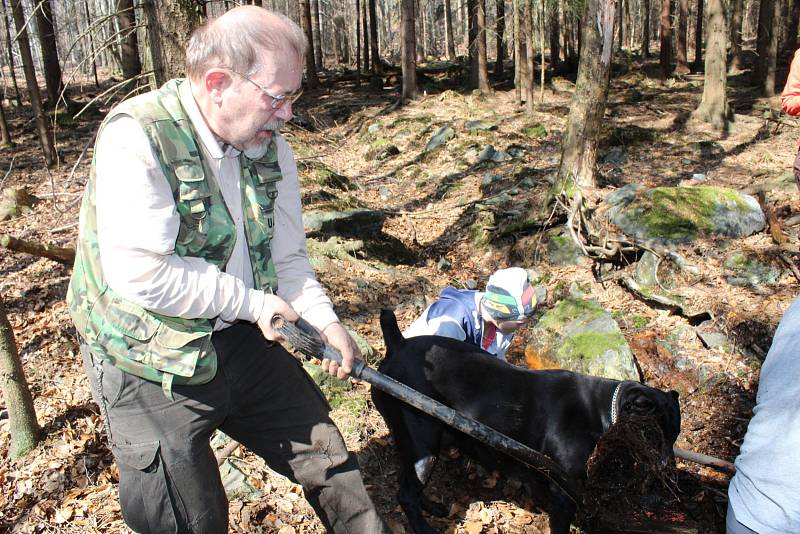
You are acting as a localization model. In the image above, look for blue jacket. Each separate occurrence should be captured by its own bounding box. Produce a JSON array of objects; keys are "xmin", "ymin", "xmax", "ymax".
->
[{"xmin": 403, "ymin": 288, "xmax": 513, "ymax": 360}]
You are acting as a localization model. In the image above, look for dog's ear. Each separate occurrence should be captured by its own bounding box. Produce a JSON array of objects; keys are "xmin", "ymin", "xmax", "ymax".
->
[{"xmin": 623, "ymin": 389, "xmax": 658, "ymax": 416}]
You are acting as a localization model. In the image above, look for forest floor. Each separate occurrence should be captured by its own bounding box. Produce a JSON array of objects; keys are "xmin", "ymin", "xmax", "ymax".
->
[{"xmin": 1, "ymin": 57, "xmax": 798, "ymax": 533}]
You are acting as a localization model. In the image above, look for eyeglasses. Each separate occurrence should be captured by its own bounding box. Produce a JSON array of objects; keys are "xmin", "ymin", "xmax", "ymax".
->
[{"xmin": 228, "ymin": 68, "xmax": 303, "ymax": 110}]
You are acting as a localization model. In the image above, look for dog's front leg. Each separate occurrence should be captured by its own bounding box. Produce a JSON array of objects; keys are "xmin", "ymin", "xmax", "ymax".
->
[
  {"xmin": 547, "ymin": 483, "xmax": 577, "ymax": 534},
  {"xmin": 398, "ymin": 467, "xmax": 442, "ymax": 534}
]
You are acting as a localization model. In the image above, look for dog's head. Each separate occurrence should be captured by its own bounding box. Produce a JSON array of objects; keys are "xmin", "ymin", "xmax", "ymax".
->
[{"xmin": 618, "ymin": 382, "xmax": 681, "ymax": 445}]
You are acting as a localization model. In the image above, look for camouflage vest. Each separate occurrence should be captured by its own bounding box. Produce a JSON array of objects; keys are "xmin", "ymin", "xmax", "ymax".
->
[{"xmin": 67, "ymin": 79, "xmax": 283, "ymax": 397}]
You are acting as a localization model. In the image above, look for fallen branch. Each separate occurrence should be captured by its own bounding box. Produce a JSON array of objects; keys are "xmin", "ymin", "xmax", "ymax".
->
[
  {"xmin": 216, "ymin": 440, "xmax": 241, "ymax": 467},
  {"xmin": 674, "ymin": 446, "xmax": 736, "ymax": 475},
  {"xmin": 0, "ymin": 234, "xmax": 75, "ymax": 265}
]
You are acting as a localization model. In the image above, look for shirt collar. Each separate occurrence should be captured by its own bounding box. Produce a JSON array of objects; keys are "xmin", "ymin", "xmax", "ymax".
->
[{"xmin": 178, "ymin": 80, "xmax": 241, "ymax": 160}]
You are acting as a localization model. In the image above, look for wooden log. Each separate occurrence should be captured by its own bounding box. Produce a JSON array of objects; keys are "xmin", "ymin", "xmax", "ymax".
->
[
  {"xmin": 0, "ymin": 234, "xmax": 75, "ymax": 265},
  {"xmin": 674, "ymin": 446, "xmax": 736, "ymax": 475}
]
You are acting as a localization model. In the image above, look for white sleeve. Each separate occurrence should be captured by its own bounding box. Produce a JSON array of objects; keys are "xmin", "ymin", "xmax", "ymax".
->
[
  {"xmin": 403, "ymin": 310, "xmax": 468, "ymax": 341},
  {"xmin": 95, "ymin": 115, "xmax": 263, "ymax": 322},
  {"xmin": 271, "ymin": 135, "xmax": 339, "ymax": 331}
]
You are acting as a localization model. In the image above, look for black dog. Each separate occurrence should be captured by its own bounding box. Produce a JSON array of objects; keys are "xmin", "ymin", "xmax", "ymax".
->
[{"xmin": 372, "ymin": 310, "xmax": 681, "ymax": 534}]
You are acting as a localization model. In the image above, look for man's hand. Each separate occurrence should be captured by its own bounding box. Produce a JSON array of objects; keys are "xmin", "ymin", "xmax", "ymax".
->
[
  {"xmin": 320, "ymin": 322, "xmax": 362, "ymax": 380},
  {"xmin": 256, "ymin": 294, "xmax": 299, "ymax": 340}
]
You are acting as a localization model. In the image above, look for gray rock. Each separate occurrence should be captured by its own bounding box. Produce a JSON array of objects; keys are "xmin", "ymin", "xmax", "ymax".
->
[
  {"xmin": 424, "ymin": 126, "xmax": 455, "ymax": 152},
  {"xmin": 546, "ymin": 227, "xmax": 584, "ymax": 266},
  {"xmin": 481, "ymin": 174, "xmax": 502, "ymax": 186},
  {"xmin": 464, "ymin": 120, "xmax": 498, "ymax": 131},
  {"xmin": 723, "ymin": 252, "xmax": 783, "ymax": 288},
  {"xmin": 477, "ymin": 144, "xmax": 512, "ymax": 163},
  {"xmin": 303, "ymin": 209, "xmax": 386, "ymax": 239},
  {"xmin": 465, "ymin": 279, "xmax": 478, "ymax": 290},
  {"xmin": 605, "ymin": 183, "xmax": 643, "ymax": 208},
  {"xmin": 608, "ymin": 186, "xmax": 766, "ymax": 245},
  {"xmin": 376, "ymin": 145, "xmax": 400, "ymax": 161},
  {"xmin": 437, "ymin": 257, "xmax": 452, "ymax": 271},
  {"xmin": 379, "ymin": 186, "xmax": 391, "ymax": 201},
  {"xmin": 367, "ymin": 123, "xmax": 381, "ymax": 134},
  {"xmin": 634, "ymin": 251, "xmax": 661, "ymax": 287},
  {"xmin": 604, "ymin": 146, "xmax": 626, "ymax": 165},
  {"xmin": 525, "ymin": 297, "xmax": 640, "ymax": 380}
]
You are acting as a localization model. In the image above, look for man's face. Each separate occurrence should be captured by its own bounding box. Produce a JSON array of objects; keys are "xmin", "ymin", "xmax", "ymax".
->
[{"xmin": 221, "ymin": 53, "xmax": 302, "ymax": 157}]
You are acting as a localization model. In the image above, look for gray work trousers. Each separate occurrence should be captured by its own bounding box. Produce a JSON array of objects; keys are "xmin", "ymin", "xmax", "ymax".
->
[{"xmin": 81, "ymin": 322, "xmax": 387, "ymax": 534}]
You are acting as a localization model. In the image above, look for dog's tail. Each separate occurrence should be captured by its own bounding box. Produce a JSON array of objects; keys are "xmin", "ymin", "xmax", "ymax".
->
[{"xmin": 380, "ymin": 308, "xmax": 406, "ymax": 356}]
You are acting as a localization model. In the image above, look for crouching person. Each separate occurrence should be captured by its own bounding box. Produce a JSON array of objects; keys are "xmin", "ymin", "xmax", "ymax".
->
[
  {"xmin": 67, "ymin": 6, "xmax": 388, "ymax": 533},
  {"xmin": 727, "ymin": 296, "xmax": 800, "ymax": 534},
  {"xmin": 404, "ymin": 267, "xmax": 541, "ymax": 360}
]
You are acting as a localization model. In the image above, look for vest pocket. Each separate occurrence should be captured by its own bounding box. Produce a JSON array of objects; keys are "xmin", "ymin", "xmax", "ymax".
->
[{"xmin": 149, "ymin": 320, "xmax": 212, "ymax": 378}]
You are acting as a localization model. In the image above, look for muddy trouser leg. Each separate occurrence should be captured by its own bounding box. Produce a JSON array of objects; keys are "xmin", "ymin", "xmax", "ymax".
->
[
  {"xmin": 793, "ymin": 150, "xmax": 800, "ymax": 191},
  {"xmin": 213, "ymin": 324, "xmax": 389, "ymax": 534},
  {"xmin": 81, "ymin": 345, "xmax": 230, "ymax": 534}
]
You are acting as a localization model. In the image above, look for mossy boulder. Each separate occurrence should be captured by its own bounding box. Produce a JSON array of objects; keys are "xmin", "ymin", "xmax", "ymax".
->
[
  {"xmin": 525, "ymin": 297, "xmax": 640, "ymax": 381},
  {"xmin": 608, "ymin": 185, "xmax": 765, "ymax": 244},
  {"xmin": 297, "ymin": 160, "xmax": 355, "ymax": 190}
]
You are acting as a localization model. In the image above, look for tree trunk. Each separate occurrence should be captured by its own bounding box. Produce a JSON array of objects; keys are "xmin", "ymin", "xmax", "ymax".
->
[
  {"xmin": 311, "ymin": 0, "xmax": 322, "ymax": 68},
  {"xmin": 2, "ymin": 0, "xmax": 21, "ymax": 106},
  {"xmin": 642, "ymin": 0, "xmax": 651, "ymax": 57},
  {"xmin": 300, "ymin": 0, "xmax": 319, "ymax": 88},
  {"xmin": 0, "ymin": 297, "xmax": 40, "ymax": 460},
  {"xmin": 693, "ymin": 0, "xmax": 704, "ymax": 71},
  {"xmin": 783, "ymin": 0, "xmax": 800, "ymax": 60},
  {"xmin": 34, "ymin": 0, "xmax": 67, "ymax": 109},
  {"xmin": 617, "ymin": 0, "xmax": 624, "ymax": 50},
  {"xmin": 466, "ymin": 0, "xmax": 476, "ymax": 86},
  {"xmin": 515, "ymin": 0, "xmax": 526, "ymax": 104},
  {"xmin": 659, "ymin": 0, "xmax": 671, "ymax": 78},
  {"xmin": 755, "ymin": 0, "xmax": 772, "ymax": 84},
  {"xmin": 401, "ymin": 0, "xmax": 418, "ymax": 101},
  {"xmin": 477, "ymin": 0, "xmax": 490, "ymax": 89},
  {"xmin": 140, "ymin": 0, "xmax": 201, "ymax": 87},
  {"xmin": 550, "ymin": 1, "xmax": 561, "ymax": 70},
  {"xmin": 557, "ymin": 0, "xmax": 617, "ymax": 189},
  {"xmin": 729, "ymin": 0, "xmax": 743, "ymax": 70},
  {"xmin": 445, "ymin": 0, "xmax": 457, "ymax": 58},
  {"xmin": 10, "ymin": 0, "xmax": 56, "ymax": 166},
  {"xmin": 675, "ymin": 0, "xmax": 690, "ymax": 73},
  {"xmin": 355, "ymin": 0, "xmax": 361, "ymax": 79},
  {"xmin": 525, "ymin": 0, "xmax": 535, "ymax": 112},
  {"xmin": 361, "ymin": 0, "xmax": 370, "ymax": 69},
  {"xmin": 765, "ymin": 0, "xmax": 780, "ymax": 96},
  {"xmin": 693, "ymin": 0, "xmax": 727, "ymax": 129},
  {"xmin": 495, "ymin": 0, "xmax": 505, "ymax": 75},
  {"xmin": 369, "ymin": 0, "xmax": 381, "ymax": 73},
  {"xmin": 117, "ymin": 0, "xmax": 142, "ymax": 82},
  {"xmin": 83, "ymin": 0, "xmax": 100, "ymax": 87},
  {"xmin": 0, "ymin": 99, "xmax": 12, "ymax": 147}
]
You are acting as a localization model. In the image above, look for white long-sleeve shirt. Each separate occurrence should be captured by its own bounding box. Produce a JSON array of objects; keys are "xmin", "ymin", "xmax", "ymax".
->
[{"xmin": 94, "ymin": 80, "xmax": 339, "ymax": 332}]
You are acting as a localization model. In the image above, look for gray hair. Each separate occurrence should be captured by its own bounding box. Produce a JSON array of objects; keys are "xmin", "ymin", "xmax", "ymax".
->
[{"xmin": 185, "ymin": 9, "xmax": 307, "ymax": 79}]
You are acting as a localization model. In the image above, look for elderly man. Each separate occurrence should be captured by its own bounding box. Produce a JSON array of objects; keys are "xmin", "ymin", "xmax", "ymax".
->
[{"xmin": 68, "ymin": 7, "xmax": 388, "ymax": 533}]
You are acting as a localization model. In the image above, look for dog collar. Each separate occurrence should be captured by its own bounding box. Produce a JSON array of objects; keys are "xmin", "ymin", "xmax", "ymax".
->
[{"xmin": 610, "ymin": 382, "xmax": 622, "ymax": 425}]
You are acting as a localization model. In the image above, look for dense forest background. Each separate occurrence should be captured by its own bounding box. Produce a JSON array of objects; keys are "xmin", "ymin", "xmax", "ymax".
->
[{"xmin": 0, "ymin": 0, "xmax": 798, "ymax": 532}]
